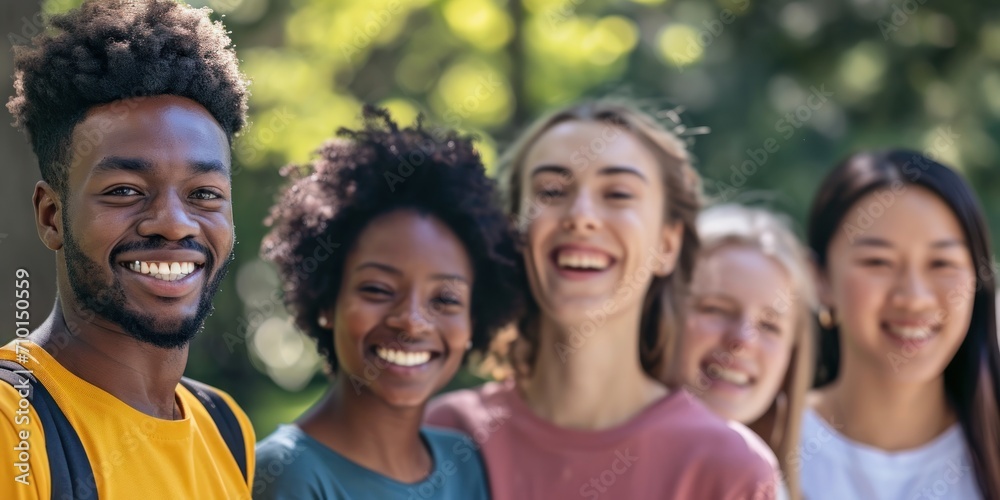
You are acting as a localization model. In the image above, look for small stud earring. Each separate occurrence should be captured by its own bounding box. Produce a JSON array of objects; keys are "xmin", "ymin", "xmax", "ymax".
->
[
  {"xmin": 818, "ymin": 307, "xmax": 835, "ymax": 329},
  {"xmin": 318, "ymin": 315, "xmax": 329, "ymax": 328},
  {"xmin": 466, "ymin": 341, "xmax": 473, "ymax": 351}
]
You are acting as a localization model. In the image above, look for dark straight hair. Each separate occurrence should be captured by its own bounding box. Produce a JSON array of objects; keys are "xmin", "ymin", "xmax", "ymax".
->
[{"xmin": 807, "ymin": 149, "xmax": 1000, "ymax": 499}]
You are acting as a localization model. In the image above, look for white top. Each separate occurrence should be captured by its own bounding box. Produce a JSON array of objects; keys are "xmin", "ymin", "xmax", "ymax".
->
[{"xmin": 799, "ymin": 408, "xmax": 982, "ymax": 500}]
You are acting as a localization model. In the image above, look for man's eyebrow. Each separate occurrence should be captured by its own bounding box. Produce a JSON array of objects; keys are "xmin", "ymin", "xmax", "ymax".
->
[
  {"xmin": 93, "ymin": 156, "xmax": 153, "ymax": 174},
  {"xmin": 92, "ymin": 157, "xmax": 229, "ymax": 176},
  {"xmin": 191, "ymin": 160, "xmax": 229, "ymax": 176}
]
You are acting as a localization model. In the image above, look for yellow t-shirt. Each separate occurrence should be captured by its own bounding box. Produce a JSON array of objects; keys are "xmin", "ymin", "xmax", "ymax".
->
[{"xmin": 0, "ymin": 341, "xmax": 255, "ymax": 499}]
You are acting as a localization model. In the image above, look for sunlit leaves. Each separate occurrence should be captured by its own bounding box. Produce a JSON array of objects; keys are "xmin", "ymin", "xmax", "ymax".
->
[
  {"xmin": 657, "ymin": 24, "xmax": 703, "ymax": 67},
  {"xmin": 837, "ymin": 42, "xmax": 888, "ymax": 104},
  {"xmin": 431, "ymin": 57, "xmax": 513, "ymax": 128},
  {"xmin": 524, "ymin": 15, "xmax": 637, "ymax": 107},
  {"xmin": 443, "ymin": 0, "xmax": 514, "ymax": 51}
]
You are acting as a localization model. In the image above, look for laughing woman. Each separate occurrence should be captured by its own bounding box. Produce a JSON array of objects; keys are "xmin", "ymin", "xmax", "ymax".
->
[
  {"xmin": 668, "ymin": 204, "xmax": 816, "ymax": 500},
  {"xmin": 426, "ymin": 101, "xmax": 780, "ymax": 499},
  {"xmin": 253, "ymin": 108, "xmax": 524, "ymax": 499},
  {"xmin": 802, "ymin": 150, "xmax": 1000, "ymax": 500}
]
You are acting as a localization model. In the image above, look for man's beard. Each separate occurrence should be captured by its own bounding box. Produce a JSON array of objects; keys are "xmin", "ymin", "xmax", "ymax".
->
[{"xmin": 62, "ymin": 221, "xmax": 234, "ymax": 349}]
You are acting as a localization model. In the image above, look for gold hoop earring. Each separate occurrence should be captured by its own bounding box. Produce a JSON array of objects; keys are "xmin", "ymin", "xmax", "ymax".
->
[{"xmin": 818, "ymin": 307, "xmax": 834, "ymax": 329}]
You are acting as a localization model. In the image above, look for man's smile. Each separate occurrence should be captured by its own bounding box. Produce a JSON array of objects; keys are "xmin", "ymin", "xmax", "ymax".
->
[{"xmin": 115, "ymin": 249, "xmax": 209, "ymax": 299}]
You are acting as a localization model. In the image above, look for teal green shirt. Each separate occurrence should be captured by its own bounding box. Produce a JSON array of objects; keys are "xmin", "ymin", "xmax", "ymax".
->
[{"xmin": 253, "ymin": 425, "xmax": 489, "ymax": 500}]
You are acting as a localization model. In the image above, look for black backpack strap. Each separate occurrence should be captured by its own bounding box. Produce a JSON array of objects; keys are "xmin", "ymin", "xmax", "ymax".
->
[
  {"xmin": 0, "ymin": 359, "xmax": 98, "ymax": 500},
  {"xmin": 179, "ymin": 377, "xmax": 247, "ymax": 482}
]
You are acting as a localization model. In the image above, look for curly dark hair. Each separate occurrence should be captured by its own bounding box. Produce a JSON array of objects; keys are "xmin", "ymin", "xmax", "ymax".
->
[
  {"xmin": 261, "ymin": 106, "xmax": 525, "ymax": 373},
  {"xmin": 6, "ymin": 0, "xmax": 249, "ymax": 195}
]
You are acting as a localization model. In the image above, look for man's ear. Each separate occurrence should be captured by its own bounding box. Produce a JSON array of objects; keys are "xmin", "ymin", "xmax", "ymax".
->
[
  {"xmin": 34, "ymin": 181, "xmax": 64, "ymax": 251},
  {"xmin": 653, "ymin": 220, "xmax": 685, "ymax": 277}
]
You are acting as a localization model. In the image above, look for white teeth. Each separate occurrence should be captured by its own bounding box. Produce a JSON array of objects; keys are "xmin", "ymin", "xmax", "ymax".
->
[
  {"xmin": 556, "ymin": 251, "xmax": 610, "ymax": 270},
  {"xmin": 707, "ymin": 363, "xmax": 751, "ymax": 386},
  {"xmin": 123, "ymin": 261, "xmax": 198, "ymax": 282},
  {"xmin": 888, "ymin": 325, "xmax": 934, "ymax": 340},
  {"xmin": 375, "ymin": 347, "xmax": 432, "ymax": 367}
]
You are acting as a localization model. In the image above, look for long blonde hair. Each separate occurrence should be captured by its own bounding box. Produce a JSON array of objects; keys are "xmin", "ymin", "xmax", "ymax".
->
[
  {"xmin": 497, "ymin": 99, "xmax": 702, "ymax": 378},
  {"xmin": 685, "ymin": 204, "xmax": 816, "ymax": 500}
]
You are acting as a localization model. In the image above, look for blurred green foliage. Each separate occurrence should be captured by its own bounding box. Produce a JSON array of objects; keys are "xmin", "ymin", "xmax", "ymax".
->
[{"xmin": 37, "ymin": 0, "xmax": 1000, "ymax": 439}]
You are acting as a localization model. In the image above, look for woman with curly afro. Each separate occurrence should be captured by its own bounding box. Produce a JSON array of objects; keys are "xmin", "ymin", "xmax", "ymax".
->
[{"xmin": 253, "ymin": 107, "xmax": 525, "ymax": 499}]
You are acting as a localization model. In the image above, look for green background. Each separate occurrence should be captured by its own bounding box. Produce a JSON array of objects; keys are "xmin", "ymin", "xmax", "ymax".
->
[{"xmin": 2, "ymin": 0, "xmax": 998, "ymax": 439}]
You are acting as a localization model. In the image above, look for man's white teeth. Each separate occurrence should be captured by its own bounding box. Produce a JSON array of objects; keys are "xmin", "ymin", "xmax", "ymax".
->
[
  {"xmin": 887, "ymin": 325, "xmax": 934, "ymax": 340},
  {"xmin": 707, "ymin": 363, "xmax": 751, "ymax": 386},
  {"xmin": 126, "ymin": 261, "xmax": 197, "ymax": 281},
  {"xmin": 375, "ymin": 347, "xmax": 431, "ymax": 367},
  {"xmin": 557, "ymin": 251, "xmax": 610, "ymax": 270}
]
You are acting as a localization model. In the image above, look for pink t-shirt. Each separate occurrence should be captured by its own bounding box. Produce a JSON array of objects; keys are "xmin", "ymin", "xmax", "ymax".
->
[{"xmin": 425, "ymin": 380, "xmax": 779, "ymax": 500}]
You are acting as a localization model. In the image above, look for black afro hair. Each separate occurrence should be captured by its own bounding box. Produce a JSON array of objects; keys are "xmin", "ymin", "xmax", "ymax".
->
[
  {"xmin": 7, "ymin": 0, "xmax": 249, "ymax": 195},
  {"xmin": 261, "ymin": 106, "xmax": 526, "ymax": 374}
]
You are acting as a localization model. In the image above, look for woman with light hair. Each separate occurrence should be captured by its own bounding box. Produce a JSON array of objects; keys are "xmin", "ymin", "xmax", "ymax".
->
[
  {"xmin": 426, "ymin": 101, "xmax": 780, "ymax": 499},
  {"xmin": 668, "ymin": 204, "xmax": 817, "ymax": 500}
]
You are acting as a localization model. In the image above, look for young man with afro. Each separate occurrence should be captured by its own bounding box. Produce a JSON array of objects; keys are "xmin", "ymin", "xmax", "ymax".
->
[{"xmin": 1, "ymin": 0, "xmax": 254, "ymax": 498}]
